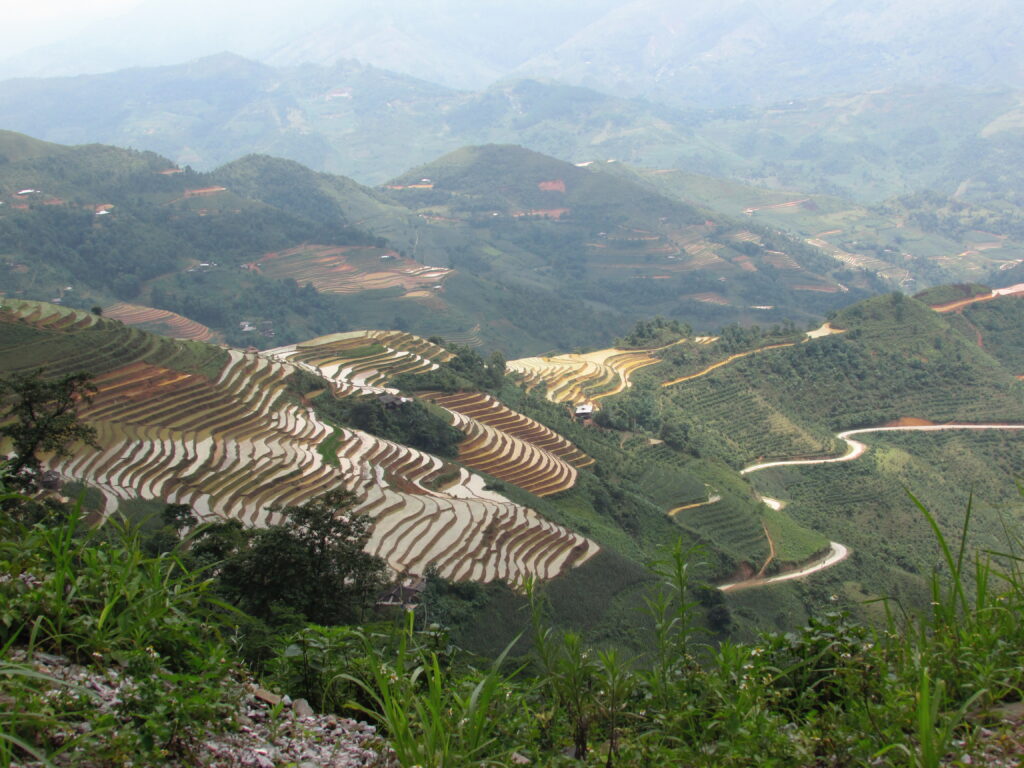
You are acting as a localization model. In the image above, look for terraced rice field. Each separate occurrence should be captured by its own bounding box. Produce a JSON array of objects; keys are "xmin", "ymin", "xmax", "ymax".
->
[
  {"xmin": 421, "ymin": 392, "xmax": 592, "ymax": 467},
  {"xmin": 0, "ymin": 300, "xmax": 224, "ymax": 379},
  {"xmin": 506, "ymin": 347, "xmax": 662, "ymax": 405},
  {"xmin": 421, "ymin": 392, "xmax": 593, "ymax": 496},
  {"xmin": 255, "ymin": 245, "xmax": 452, "ymax": 295},
  {"xmin": 264, "ymin": 330, "xmax": 452, "ymax": 394},
  {"xmin": 1, "ymin": 302, "xmax": 597, "ymax": 584},
  {"xmin": 103, "ymin": 302, "xmax": 214, "ymax": 341}
]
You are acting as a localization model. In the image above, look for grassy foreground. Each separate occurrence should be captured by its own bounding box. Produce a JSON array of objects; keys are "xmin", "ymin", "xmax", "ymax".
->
[{"xmin": 1, "ymin": 478, "xmax": 1023, "ymax": 767}]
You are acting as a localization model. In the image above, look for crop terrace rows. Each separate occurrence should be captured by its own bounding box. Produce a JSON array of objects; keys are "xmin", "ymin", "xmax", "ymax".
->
[
  {"xmin": 263, "ymin": 330, "xmax": 451, "ymax": 394},
  {"xmin": 440, "ymin": 408, "xmax": 578, "ymax": 496},
  {"xmin": 420, "ymin": 391, "xmax": 593, "ymax": 468},
  {"xmin": 4, "ymin": 306, "xmax": 597, "ymax": 584},
  {"xmin": 506, "ymin": 348, "xmax": 661, "ymax": 405},
  {"xmin": 256, "ymin": 245, "xmax": 453, "ymax": 295},
  {"xmin": 103, "ymin": 302, "xmax": 214, "ymax": 341}
]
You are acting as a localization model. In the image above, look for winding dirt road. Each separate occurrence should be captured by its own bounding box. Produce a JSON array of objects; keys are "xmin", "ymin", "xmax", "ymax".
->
[{"xmin": 721, "ymin": 423, "xmax": 1024, "ymax": 591}]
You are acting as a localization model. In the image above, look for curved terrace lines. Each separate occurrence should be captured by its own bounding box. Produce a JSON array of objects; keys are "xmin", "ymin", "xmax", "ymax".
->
[
  {"xmin": 507, "ymin": 347, "xmax": 661, "ymax": 406},
  {"xmin": 0, "ymin": 302, "xmax": 600, "ymax": 587}
]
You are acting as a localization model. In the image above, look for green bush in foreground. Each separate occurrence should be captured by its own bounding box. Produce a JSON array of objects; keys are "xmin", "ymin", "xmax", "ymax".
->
[
  {"xmin": 0, "ymin": 488, "xmax": 240, "ymax": 766},
  {"xmin": 2, "ymin": 472, "xmax": 1023, "ymax": 767}
]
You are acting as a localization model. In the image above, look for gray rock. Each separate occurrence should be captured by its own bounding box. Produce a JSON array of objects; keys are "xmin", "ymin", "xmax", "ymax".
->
[
  {"xmin": 293, "ymin": 698, "xmax": 314, "ymax": 717},
  {"xmin": 253, "ymin": 687, "xmax": 282, "ymax": 706}
]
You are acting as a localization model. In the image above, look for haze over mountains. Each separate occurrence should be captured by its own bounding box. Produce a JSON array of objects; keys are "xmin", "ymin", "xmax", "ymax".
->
[{"xmin": 4, "ymin": 0, "xmax": 1022, "ymax": 106}]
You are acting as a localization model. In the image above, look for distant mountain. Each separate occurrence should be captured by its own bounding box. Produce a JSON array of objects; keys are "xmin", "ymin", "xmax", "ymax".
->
[
  {"xmin": 0, "ymin": 56, "xmax": 703, "ymax": 184},
  {"xmin": 4, "ymin": 53, "xmax": 1024, "ymax": 207},
  {"xmin": 0, "ymin": 0, "xmax": 620, "ymax": 88},
  {"xmin": 516, "ymin": 0, "xmax": 1024, "ymax": 107}
]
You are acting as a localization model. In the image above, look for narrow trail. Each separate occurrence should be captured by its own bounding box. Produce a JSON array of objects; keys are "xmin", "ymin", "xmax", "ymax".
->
[
  {"xmin": 957, "ymin": 312, "xmax": 985, "ymax": 349},
  {"xmin": 930, "ymin": 282, "xmax": 1024, "ymax": 313},
  {"xmin": 755, "ymin": 523, "xmax": 776, "ymax": 578},
  {"xmin": 661, "ymin": 342, "xmax": 798, "ymax": 387},
  {"xmin": 667, "ymin": 494, "xmax": 722, "ymax": 517},
  {"xmin": 721, "ymin": 423, "xmax": 1024, "ymax": 591}
]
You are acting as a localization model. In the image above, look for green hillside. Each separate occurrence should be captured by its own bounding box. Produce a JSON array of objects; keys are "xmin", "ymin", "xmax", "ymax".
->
[
  {"xmin": 384, "ymin": 144, "xmax": 877, "ymax": 331},
  {"xmin": 4, "ymin": 286, "xmax": 1024, "ymax": 652},
  {"xmin": 0, "ymin": 132, "xmax": 886, "ymax": 355}
]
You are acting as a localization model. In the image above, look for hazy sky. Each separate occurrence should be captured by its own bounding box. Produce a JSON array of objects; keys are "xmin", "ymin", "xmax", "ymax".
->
[{"xmin": 2, "ymin": 0, "xmax": 143, "ymax": 54}]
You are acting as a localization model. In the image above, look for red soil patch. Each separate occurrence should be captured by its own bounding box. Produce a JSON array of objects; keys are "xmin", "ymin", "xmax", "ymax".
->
[
  {"xmin": 883, "ymin": 417, "xmax": 936, "ymax": 427},
  {"xmin": 537, "ymin": 179, "xmax": 566, "ymax": 193},
  {"xmin": 158, "ymin": 168, "xmax": 184, "ymax": 175},
  {"xmin": 184, "ymin": 187, "xmax": 227, "ymax": 198}
]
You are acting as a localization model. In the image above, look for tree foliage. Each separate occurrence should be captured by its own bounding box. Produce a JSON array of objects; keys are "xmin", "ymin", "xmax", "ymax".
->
[
  {"xmin": 190, "ymin": 490, "xmax": 387, "ymax": 627},
  {"xmin": 0, "ymin": 369, "xmax": 97, "ymax": 489}
]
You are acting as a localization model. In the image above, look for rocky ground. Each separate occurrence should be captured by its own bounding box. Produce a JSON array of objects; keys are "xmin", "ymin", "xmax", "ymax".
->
[{"xmin": 8, "ymin": 650, "xmax": 397, "ymax": 767}]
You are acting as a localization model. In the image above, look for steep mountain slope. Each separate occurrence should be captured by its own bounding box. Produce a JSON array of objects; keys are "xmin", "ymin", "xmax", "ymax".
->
[
  {"xmin": 0, "ymin": 134, "xmax": 631, "ymax": 354},
  {"xmin": 4, "ymin": 288, "xmax": 1024, "ymax": 642},
  {"xmin": 5, "ymin": 54, "xmax": 1023, "ymax": 210},
  {"xmin": 0, "ymin": 57, "xmax": 707, "ymax": 183}
]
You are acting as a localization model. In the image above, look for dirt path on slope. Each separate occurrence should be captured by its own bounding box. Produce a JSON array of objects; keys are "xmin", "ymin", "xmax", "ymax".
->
[
  {"xmin": 957, "ymin": 312, "xmax": 985, "ymax": 348},
  {"xmin": 720, "ymin": 542, "xmax": 850, "ymax": 592},
  {"xmin": 661, "ymin": 342, "xmax": 798, "ymax": 387},
  {"xmin": 755, "ymin": 523, "xmax": 776, "ymax": 578},
  {"xmin": 931, "ymin": 283, "xmax": 1024, "ymax": 313},
  {"xmin": 667, "ymin": 494, "xmax": 722, "ymax": 517},
  {"xmin": 723, "ymin": 423, "xmax": 1024, "ymax": 591}
]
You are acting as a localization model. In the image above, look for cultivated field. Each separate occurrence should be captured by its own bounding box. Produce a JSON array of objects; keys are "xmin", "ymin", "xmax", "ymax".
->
[
  {"xmin": 254, "ymin": 245, "xmax": 452, "ymax": 295},
  {"xmin": 103, "ymin": 302, "xmax": 214, "ymax": 342},
  {"xmin": 422, "ymin": 391, "xmax": 594, "ymax": 496},
  {"xmin": 264, "ymin": 330, "xmax": 452, "ymax": 394},
  {"xmin": 0, "ymin": 302, "xmax": 598, "ymax": 584},
  {"xmin": 506, "ymin": 347, "xmax": 662, "ymax": 405}
]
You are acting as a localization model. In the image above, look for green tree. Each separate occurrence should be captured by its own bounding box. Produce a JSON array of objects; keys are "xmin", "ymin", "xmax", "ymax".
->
[
  {"xmin": 195, "ymin": 490, "xmax": 387, "ymax": 626},
  {"xmin": 0, "ymin": 370, "xmax": 98, "ymax": 490}
]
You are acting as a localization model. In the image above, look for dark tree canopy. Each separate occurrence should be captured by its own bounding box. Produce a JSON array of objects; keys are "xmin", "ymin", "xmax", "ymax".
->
[
  {"xmin": 191, "ymin": 489, "xmax": 387, "ymax": 627},
  {"xmin": 0, "ymin": 370, "xmax": 98, "ymax": 489}
]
